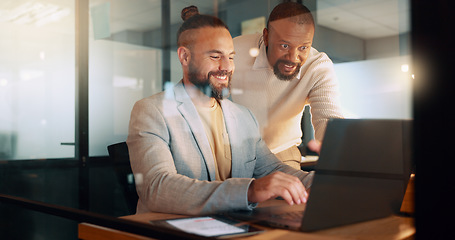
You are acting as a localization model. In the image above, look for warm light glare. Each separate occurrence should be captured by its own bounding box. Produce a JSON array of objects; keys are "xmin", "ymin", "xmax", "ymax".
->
[
  {"xmin": 249, "ymin": 47, "xmax": 259, "ymax": 57},
  {"xmin": 40, "ymin": 51, "xmax": 46, "ymax": 60},
  {"xmin": 401, "ymin": 64, "xmax": 409, "ymax": 72},
  {"xmin": 0, "ymin": 78, "xmax": 8, "ymax": 87}
]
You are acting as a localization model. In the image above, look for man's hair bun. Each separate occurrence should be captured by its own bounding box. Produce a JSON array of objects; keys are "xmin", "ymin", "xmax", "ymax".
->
[
  {"xmin": 181, "ymin": 5, "xmax": 199, "ymax": 21},
  {"xmin": 177, "ymin": 5, "xmax": 228, "ymax": 47}
]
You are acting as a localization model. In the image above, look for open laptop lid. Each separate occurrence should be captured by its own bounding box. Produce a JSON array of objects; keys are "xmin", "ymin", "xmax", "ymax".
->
[
  {"xmin": 222, "ymin": 119, "xmax": 413, "ymax": 232},
  {"xmin": 300, "ymin": 118, "xmax": 413, "ymax": 231},
  {"xmin": 315, "ymin": 118, "xmax": 412, "ymax": 177}
]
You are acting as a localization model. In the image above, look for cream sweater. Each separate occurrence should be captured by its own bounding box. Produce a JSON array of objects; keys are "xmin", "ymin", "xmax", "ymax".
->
[{"xmin": 231, "ymin": 33, "xmax": 343, "ymax": 153}]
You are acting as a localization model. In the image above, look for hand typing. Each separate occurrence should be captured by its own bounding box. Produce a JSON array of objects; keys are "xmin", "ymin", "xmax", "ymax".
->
[{"xmin": 247, "ymin": 171, "xmax": 308, "ymax": 205}]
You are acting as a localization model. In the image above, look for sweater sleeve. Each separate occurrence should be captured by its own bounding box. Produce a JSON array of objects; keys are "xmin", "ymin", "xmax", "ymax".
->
[{"xmin": 306, "ymin": 52, "xmax": 344, "ymax": 141}]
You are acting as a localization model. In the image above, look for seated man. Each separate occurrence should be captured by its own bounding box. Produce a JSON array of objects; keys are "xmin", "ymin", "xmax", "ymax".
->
[{"xmin": 127, "ymin": 6, "xmax": 313, "ymax": 215}]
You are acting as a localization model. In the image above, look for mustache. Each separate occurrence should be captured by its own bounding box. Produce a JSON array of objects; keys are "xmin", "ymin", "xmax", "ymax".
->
[
  {"xmin": 208, "ymin": 70, "xmax": 232, "ymax": 78},
  {"xmin": 276, "ymin": 59, "xmax": 300, "ymax": 67}
]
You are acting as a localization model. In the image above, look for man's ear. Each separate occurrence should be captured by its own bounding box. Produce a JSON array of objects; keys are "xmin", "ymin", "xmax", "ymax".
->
[
  {"xmin": 263, "ymin": 28, "xmax": 269, "ymax": 47},
  {"xmin": 177, "ymin": 46, "xmax": 190, "ymax": 66}
]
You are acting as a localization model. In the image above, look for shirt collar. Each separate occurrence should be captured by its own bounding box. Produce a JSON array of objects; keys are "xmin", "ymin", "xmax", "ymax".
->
[{"xmin": 252, "ymin": 41, "xmax": 270, "ymax": 70}]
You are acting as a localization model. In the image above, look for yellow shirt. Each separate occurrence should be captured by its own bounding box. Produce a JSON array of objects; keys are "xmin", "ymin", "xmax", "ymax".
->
[{"xmin": 195, "ymin": 100, "xmax": 232, "ymax": 180}]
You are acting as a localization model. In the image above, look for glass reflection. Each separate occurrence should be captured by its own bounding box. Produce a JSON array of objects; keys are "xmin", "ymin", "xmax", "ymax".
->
[{"xmin": 0, "ymin": 0, "xmax": 75, "ymax": 160}]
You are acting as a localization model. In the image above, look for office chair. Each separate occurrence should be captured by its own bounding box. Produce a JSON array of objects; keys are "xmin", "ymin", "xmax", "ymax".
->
[{"xmin": 107, "ymin": 141, "xmax": 138, "ymax": 214}]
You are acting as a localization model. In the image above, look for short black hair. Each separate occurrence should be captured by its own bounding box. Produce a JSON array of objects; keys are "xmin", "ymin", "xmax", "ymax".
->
[
  {"xmin": 267, "ymin": 2, "xmax": 314, "ymax": 28},
  {"xmin": 177, "ymin": 6, "xmax": 229, "ymax": 47}
]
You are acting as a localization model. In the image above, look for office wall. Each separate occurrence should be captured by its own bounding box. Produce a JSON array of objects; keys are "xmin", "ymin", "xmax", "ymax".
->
[
  {"xmin": 365, "ymin": 33, "xmax": 410, "ymax": 60},
  {"xmin": 312, "ymin": 25, "xmax": 365, "ymax": 62},
  {"xmin": 335, "ymin": 55, "xmax": 412, "ymax": 119}
]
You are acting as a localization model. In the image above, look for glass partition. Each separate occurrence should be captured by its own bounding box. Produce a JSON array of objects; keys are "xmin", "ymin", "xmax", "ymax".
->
[
  {"xmin": 315, "ymin": 0, "xmax": 412, "ymax": 119},
  {"xmin": 0, "ymin": 0, "xmax": 75, "ymax": 160},
  {"xmin": 0, "ymin": 0, "xmax": 412, "ymax": 160},
  {"xmin": 88, "ymin": 0, "xmax": 221, "ymax": 156},
  {"xmin": 88, "ymin": 0, "xmax": 412, "ymax": 156},
  {"xmin": 0, "ymin": 1, "xmax": 412, "ymax": 239}
]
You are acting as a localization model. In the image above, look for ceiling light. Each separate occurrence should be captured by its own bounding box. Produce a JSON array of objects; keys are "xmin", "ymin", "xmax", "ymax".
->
[{"xmin": 0, "ymin": 1, "xmax": 70, "ymax": 27}]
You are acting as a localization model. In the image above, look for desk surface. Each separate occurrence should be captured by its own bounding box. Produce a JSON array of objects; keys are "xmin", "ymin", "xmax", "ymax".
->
[
  {"xmin": 79, "ymin": 201, "xmax": 414, "ymax": 240},
  {"xmin": 79, "ymin": 176, "xmax": 415, "ymax": 240}
]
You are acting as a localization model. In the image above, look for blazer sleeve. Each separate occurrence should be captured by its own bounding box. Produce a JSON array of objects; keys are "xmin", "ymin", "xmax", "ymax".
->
[
  {"xmin": 127, "ymin": 98, "xmax": 255, "ymax": 215},
  {"xmin": 236, "ymin": 105, "xmax": 314, "ymax": 188}
]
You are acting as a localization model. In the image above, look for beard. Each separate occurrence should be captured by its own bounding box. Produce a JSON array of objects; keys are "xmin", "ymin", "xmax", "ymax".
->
[
  {"xmin": 273, "ymin": 59, "xmax": 302, "ymax": 81},
  {"xmin": 188, "ymin": 61, "xmax": 232, "ymax": 100}
]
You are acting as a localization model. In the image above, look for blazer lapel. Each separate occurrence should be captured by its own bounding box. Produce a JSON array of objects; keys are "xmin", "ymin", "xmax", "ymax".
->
[{"xmin": 174, "ymin": 81, "xmax": 217, "ymax": 181}]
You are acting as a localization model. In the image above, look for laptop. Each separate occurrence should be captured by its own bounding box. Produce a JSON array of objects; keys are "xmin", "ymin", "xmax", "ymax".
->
[{"xmin": 224, "ymin": 118, "xmax": 413, "ymax": 232}]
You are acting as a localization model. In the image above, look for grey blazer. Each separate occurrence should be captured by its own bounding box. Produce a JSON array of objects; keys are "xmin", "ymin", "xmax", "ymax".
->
[{"xmin": 127, "ymin": 81, "xmax": 312, "ymax": 215}]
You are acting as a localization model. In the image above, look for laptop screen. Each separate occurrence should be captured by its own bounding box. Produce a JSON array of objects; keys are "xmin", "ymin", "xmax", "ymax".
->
[{"xmin": 300, "ymin": 118, "xmax": 413, "ymax": 231}]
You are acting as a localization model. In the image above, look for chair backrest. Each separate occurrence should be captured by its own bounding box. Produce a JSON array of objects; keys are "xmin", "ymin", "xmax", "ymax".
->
[{"xmin": 107, "ymin": 141, "xmax": 138, "ymax": 214}]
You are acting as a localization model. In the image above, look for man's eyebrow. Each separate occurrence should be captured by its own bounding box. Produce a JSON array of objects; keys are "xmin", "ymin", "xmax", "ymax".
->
[
  {"xmin": 278, "ymin": 40, "xmax": 291, "ymax": 44},
  {"xmin": 207, "ymin": 50, "xmax": 236, "ymax": 55},
  {"xmin": 278, "ymin": 40, "xmax": 312, "ymax": 45}
]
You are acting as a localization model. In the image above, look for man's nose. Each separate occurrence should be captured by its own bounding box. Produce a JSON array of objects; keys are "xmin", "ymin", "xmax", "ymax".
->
[
  {"xmin": 219, "ymin": 57, "xmax": 234, "ymax": 71},
  {"xmin": 286, "ymin": 48, "xmax": 300, "ymax": 63}
]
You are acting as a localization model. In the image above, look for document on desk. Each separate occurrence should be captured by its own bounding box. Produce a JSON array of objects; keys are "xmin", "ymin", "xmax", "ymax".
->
[
  {"xmin": 166, "ymin": 217, "xmax": 244, "ymax": 237},
  {"xmin": 150, "ymin": 215, "xmax": 264, "ymax": 238}
]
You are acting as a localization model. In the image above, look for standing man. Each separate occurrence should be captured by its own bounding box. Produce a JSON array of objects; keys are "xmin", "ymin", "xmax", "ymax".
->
[
  {"xmin": 231, "ymin": 2, "xmax": 344, "ymax": 169},
  {"xmin": 127, "ymin": 6, "xmax": 313, "ymax": 215}
]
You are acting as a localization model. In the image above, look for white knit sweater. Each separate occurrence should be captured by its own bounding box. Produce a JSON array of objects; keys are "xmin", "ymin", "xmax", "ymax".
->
[{"xmin": 231, "ymin": 33, "xmax": 343, "ymax": 153}]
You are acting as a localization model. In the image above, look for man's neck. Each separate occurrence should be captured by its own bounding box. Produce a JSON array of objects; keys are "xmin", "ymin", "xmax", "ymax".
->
[{"xmin": 182, "ymin": 79, "xmax": 216, "ymax": 108}]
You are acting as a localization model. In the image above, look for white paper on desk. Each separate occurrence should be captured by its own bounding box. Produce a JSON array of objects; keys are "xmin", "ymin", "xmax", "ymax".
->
[{"xmin": 166, "ymin": 217, "xmax": 245, "ymax": 237}]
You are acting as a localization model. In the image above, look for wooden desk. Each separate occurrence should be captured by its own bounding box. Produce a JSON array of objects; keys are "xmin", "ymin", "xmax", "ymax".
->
[
  {"xmin": 79, "ymin": 176, "xmax": 415, "ymax": 240},
  {"xmin": 79, "ymin": 213, "xmax": 413, "ymax": 240},
  {"xmin": 79, "ymin": 203, "xmax": 414, "ymax": 240}
]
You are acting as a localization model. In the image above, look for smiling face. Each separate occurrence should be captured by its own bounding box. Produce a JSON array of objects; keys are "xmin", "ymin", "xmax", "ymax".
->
[
  {"xmin": 180, "ymin": 27, "xmax": 235, "ymax": 99},
  {"xmin": 264, "ymin": 18, "xmax": 314, "ymax": 81}
]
